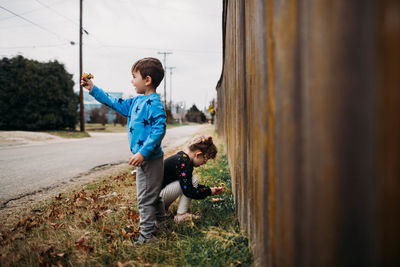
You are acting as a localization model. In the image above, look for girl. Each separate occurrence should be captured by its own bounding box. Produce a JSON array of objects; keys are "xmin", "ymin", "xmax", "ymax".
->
[{"xmin": 160, "ymin": 135, "xmax": 224, "ymax": 222}]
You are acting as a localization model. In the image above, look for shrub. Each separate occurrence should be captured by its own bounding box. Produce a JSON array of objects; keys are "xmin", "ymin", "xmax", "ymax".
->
[
  {"xmin": 113, "ymin": 111, "xmax": 127, "ymax": 126},
  {"xmin": 89, "ymin": 106, "xmax": 109, "ymax": 125},
  {"xmin": 0, "ymin": 56, "xmax": 79, "ymax": 130},
  {"xmin": 185, "ymin": 104, "xmax": 206, "ymax": 123}
]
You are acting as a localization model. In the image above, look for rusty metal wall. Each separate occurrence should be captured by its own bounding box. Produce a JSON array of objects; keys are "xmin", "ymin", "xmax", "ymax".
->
[{"xmin": 216, "ymin": 0, "xmax": 400, "ymax": 266}]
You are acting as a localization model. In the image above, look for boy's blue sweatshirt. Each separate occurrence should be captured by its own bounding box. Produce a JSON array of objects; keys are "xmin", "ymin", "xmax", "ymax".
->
[{"xmin": 90, "ymin": 85, "xmax": 166, "ymax": 161}]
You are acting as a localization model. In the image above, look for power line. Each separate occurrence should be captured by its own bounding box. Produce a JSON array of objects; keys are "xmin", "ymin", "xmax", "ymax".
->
[
  {"xmin": 34, "ymin": 0, "xmax": 107, "ymax": 47},
  {"xmin": 34, "ymin": 0, "xmax": 88, "ymax": 35},
  {"xmin": 0, "ymin": 5, "xmax": 70, "ymax": 42},
  {"xmin": 34, "ymin": 0, "xmax": 78, "ymax": 27},
  {"xmin": 95, "ymin": 44, "xmax": 221, "ymax": 54},
  {"xmin": 0, "ymin": 0, "xmax": 65, "ymax": 22},
  {"xmin": 112, "ymin": 0, "xmax": 220, "ymax": 18},
  {"xmin": 0, "ymin": 43, "xmax": 70, "ymax": 49}
]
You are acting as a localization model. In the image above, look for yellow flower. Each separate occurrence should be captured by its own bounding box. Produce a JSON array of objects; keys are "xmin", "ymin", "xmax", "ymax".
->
[{"xmin": 82, "ymin": 73, "xmax": 94, "ymax": 79}]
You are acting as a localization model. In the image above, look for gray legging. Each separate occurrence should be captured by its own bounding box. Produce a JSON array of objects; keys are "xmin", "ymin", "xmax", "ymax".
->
[{"xmin": 159, "ymin": 175, "xmax": 199, "ymax": 215}]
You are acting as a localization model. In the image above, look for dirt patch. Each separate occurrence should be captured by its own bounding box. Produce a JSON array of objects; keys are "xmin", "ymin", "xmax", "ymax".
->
[
  {"xmin": 0, "ymin": 131, "xmax": 64, "ymax": 148},
  {"xmin": 0, "ymin": 131, "xmax": 62, "ymax": 143}
]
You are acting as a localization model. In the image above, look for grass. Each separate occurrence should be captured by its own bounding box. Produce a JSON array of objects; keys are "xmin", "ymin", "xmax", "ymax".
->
[
  {"xmin": 0, "ymin": 143, "xmax": 252, "ymax": 266},
  {"xmin": 79, "ymin": 123, "xmax": 126, "ymax": 133},
  {"xmin": 166, "ymin": 122, "xmax": 189, "ymax": 129},
  {"xmin": 46, "ymin": 131, "xmax": 91, "ymax": 139}
]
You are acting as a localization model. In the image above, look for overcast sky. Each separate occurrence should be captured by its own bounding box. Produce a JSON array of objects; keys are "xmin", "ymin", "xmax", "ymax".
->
[{"xmin": 0, "ymin": 0, "xmax": 222, "ymax": 110}]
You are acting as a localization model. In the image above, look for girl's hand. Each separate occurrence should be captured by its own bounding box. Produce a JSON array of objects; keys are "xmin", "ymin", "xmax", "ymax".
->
[
  {"xmin": 211, "ymin": 187, "xmax": 224, "ymax": 195},
  {"xmin": 81, "ymin": 76, "xmax": 94, "ymax": 91}
]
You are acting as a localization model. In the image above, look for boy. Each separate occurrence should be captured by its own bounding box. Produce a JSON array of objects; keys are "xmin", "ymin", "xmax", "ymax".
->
[{"xmin": 81, "ymin": 57, "xmax": 167, "ymax": 243}]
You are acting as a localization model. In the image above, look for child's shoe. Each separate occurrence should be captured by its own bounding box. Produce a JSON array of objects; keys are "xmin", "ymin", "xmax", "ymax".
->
[
  {"xmin": 133, "ymin": 233, "xmax": 157, "ymax": 245},
  {"xmin": 174, "ymin": 213, "xmax": 200, "ymax": 223}
]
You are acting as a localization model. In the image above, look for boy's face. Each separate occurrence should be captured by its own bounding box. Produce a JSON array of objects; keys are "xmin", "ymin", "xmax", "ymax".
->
[{"xmin": 131, "ymin": 70, "xmax": 148, "ymax": 94}]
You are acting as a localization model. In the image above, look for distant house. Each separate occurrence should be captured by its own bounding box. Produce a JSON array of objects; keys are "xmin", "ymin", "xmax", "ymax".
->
[{"xmin": 84, "ymin": 91, "xmax": 123, "ymax": 123}]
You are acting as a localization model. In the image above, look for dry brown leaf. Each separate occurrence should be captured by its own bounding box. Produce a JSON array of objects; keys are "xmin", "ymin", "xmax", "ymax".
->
[
  {"xmin": 122, "ymin": 240, "xmax": 134, "ymax": 247},
  {"xmin": 99, "ymin": 225, "xmax": 111, "ymax": 232},
  {"xmin": 127, "ymin": 210, "xmax": 139, "ymax": 221},
  {"xmin": 93, "ymin": 211, "xmax": 101, "ymax": 222},
  {"xmin": 107, "ymin": 243, "xmax": 115, "ymax": 254},
  {"xmin": 75, "ymin": 232, "xmax": 93, "ymax": 253},
  {"xmin": 10, "ymin": 233, "xmax": 24, "ymax": 241},
  {"xmin": 50, "ymin": 223, "xmax": 64, "ymax": 230}
]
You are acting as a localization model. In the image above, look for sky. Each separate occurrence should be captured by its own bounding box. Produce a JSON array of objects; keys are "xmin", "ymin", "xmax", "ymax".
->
[{"xmin": 0, "ymin": 0, "xmax": 222, "ymax": 110}]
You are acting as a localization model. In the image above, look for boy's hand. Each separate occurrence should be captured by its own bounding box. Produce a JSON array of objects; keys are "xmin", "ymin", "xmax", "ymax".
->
[
  {"xmin": 129, "ymin": 152, "xmax": 144, "ymax": 167},
  {"xmin": 80, "ymin": 76, "xmax": 94, "ymax": 91},
  {"xmin": 211, "ymin": 187, "xmax": 224, "ymax": 195}
]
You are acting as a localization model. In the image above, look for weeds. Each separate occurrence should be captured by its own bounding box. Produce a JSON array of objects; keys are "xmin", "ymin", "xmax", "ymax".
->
[{"xmin": 0, "ymin": 144, "xmax": 252, "ymax": 266}]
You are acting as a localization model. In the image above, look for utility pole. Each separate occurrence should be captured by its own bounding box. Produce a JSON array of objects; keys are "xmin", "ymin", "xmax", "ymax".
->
[
  {"xmin": 167, "ymin": 67, "xmax": 176, "ymax": 110},
  {"xmin": 79, "ymin": 0, "xmax": 84, "ymax": 132},
  {"xmin": 157, "ymin": 51, "xmax": 172, "ymax": 108}
]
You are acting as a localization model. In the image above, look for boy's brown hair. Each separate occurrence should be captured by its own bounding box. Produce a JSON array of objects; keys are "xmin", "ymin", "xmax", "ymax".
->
[
  {"xmin": 188, "ymin": 135, "xmax": 218, "ymax": 159},
  {"xmin": 131, "ymin": 57, "xmax": 164, "ymax": 89}
]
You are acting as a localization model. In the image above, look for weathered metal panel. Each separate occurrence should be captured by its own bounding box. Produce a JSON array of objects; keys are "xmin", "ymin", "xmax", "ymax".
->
[{"xmin": 216, "ymin": 0, "xmax": 400, "ymax": 266}]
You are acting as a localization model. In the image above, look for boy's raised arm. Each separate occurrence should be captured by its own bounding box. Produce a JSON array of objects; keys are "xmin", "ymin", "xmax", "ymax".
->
[
  {"xmin": 81, "ymin": 77, "xmax": 132, "ymax": 117},
  {"xmin": 89, "ymin": 85, "xmax": 132, "ymax": 117}
]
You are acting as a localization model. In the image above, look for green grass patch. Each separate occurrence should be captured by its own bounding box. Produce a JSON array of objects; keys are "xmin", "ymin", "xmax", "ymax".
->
[
  {"xmin": 46, "ymin": 130, "xmax": 91, "ymax": 138},
  {"xmin": 0, "ymin": 144, "xmax": 252, "ymax": 266},
  {"xmin": 166, "ymin": 122, "xmax": 189, "ymax": 129},
  {"xmin": 82, "ymin": 123, "xmax": 126, "ymax": 133},
  {"xmin": 162, "ymin": 149, "xmax": 252, "ymax": 266}
]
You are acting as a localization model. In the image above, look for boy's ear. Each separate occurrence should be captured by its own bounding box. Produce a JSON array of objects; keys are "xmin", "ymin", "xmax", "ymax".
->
[
  {"xmin": 195, "ymin": 151, "xmax": 203, "ymax": 158},
  {"xmin": 144, "ymin": 75, "xmax": 152, "ymax": 86}
]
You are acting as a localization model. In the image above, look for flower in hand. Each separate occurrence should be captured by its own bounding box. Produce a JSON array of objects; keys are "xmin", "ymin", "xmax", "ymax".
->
[{"xmin": 81, "ymin": 72, "xmax": 94, "ymax": 91}]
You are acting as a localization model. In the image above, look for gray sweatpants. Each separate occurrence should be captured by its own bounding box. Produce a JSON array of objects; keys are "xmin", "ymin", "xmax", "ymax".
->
[
  {"xmin": 160, "ymin": 175, "xmax": 199, "ymax": 215},
  {"xmin": 136, "ymin": 157, "xmax": 166, "ymax": 238}
]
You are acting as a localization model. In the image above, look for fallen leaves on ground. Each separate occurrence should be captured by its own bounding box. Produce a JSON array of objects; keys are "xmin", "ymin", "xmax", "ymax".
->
[{"xmin": 0, "ymin": 171, "xmax": 138, "ymax": 266}]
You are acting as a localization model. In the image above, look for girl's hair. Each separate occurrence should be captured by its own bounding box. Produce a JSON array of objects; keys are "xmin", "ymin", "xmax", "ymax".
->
[{"xmin": 187, "ymin": 135, "xmax": 218, "ymax": 159}]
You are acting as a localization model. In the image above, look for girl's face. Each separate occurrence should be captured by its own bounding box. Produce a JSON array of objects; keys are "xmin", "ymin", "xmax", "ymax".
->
[{"xmin": 192, "ymin": 151, "xmax": 208, "ymax": 167}]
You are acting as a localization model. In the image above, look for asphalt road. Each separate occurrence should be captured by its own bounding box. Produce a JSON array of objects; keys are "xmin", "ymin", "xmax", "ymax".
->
[{"xmin": 0, "ymin": 124, "xmax": 205, "ymax": 206}]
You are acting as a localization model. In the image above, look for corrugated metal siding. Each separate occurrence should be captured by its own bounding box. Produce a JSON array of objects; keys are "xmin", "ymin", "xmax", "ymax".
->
[{"xmin": 216, "ymin": 0, "xmax": 400, "ymax": 266}]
